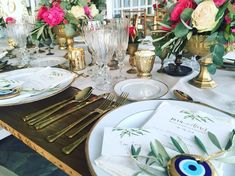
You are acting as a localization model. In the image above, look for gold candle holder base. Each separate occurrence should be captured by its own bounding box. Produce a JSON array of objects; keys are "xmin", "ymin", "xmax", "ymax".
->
[{"xmin": 189, "ymin": 57, "xmax": 217, "ymax": 89}]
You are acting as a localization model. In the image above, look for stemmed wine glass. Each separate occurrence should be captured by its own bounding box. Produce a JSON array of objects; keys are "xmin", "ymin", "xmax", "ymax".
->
[
  {"xmin": 7, "ymin": 18, "xmax": 34, "ymax": 66},
  {"xmin": 83, "ymin": 20, "xmax": 104, "ymax": 80},
  {"xmin": 113, "ymin": 18, "xmax": 129, "ymax": 81}
]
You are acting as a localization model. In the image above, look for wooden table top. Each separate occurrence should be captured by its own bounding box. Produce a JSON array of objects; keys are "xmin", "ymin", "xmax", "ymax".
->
[{"xmin": 0, "ymin": 87, "xmax": 103, "ymax": 176}]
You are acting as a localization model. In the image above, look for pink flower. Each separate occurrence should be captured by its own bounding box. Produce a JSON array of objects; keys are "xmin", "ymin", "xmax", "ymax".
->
[
  {"xmin": 5, "ymin": 17, "xmax": 15, "ymax": 24},
  {"xmin": 170, "ymin": 0, "xmax": 196, "ymax": 22},
  {"xmin": 37, "ymin": 6, "xmax": 48, "ymax": 20},
  {"xmin": 42, "ymin": 5, "xmax": 64, "ymax": 27},
  {"xmin": 225, "ymin": 15, "xmax": 231, "ymax": 24},
  {"xmin": 84, "ymin": 5, "xmax": 91, "ymax": 18},
  {"xmin": 232, "ymin": 28, "xmax": 235, "ymax": 33},
  {"xmin": 213, "ymin": 0, "xmax": 227, "ymax": 7}
]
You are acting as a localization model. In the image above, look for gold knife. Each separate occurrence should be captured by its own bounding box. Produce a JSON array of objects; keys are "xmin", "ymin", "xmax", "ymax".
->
[{"xmin": 34, "ymin": 96, "xmax": 103, "ymax": 130}]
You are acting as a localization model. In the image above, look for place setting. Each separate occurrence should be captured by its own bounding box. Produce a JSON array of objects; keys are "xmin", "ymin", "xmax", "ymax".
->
[{"xmin": 0, "ymin": 0, "xmax": 235, "ymax": 175}]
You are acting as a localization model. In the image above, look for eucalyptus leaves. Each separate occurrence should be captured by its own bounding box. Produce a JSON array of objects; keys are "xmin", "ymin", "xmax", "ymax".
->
[{"xmin": 131, "ymin": 130, "xmax": 235, "ymax": 176}]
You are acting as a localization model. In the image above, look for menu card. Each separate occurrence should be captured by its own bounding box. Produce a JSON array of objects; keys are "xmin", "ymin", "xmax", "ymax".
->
[{"xmin": 143, "ymin": 102, "xmax": 234, "ymax": 155}]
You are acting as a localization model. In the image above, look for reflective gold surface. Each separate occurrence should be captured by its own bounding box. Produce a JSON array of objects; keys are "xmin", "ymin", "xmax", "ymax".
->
[
  {"xmin": 185, "ymin": 35, "xmax": 217, "ymax": 88},
  {"xmin": 67, "ymin": 48, "xmax": 86, "ymax": 72},
  {"xmin": 135, "ymin": 50, "xmax": 155, "ymax": 78}
]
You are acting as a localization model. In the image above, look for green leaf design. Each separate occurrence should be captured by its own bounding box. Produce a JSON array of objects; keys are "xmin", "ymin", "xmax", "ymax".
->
[
  {"xmin": 216, "ymin": 156, "xmax": 235, "ymax": 164},
  {"xmin": 170, "ymin": 137, "xmax": 185, "ymax": 154},
  {"xmin": 131, "ymin": 145, "xmax": 141, "ymax": 159},
  {"xmin": 208, "ymin": 132, "xmax": 222, "ymax": 150},
  {"xmin": 194, "ymin": 136, "xmax": 208, "ymax": 155}
]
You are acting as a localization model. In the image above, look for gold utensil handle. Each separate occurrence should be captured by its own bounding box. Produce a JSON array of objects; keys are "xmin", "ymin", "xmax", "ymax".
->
[
  {"xmin": 35, "ymin": 97, "xmax": 102, "ymax": 130},
  {"xmin": 27, "ymin": 100, "xmax": 75, "ymax": 126},
  {"xmin": 62, "ymin": 134, "xmax": 88, "ymax": 155},
  {"xmin": 23, "ymin": 99, "xmax": 71, "ymax": 121},
  {"xmin": 68, "ymin": 110, "xmax": 108, "ymax": 138},
  {"xmin": 46, "ymin": 111, "xmax": 98, "ymax": 143}
]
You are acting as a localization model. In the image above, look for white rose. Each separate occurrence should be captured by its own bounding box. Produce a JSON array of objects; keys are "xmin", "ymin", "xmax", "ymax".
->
[
  {"xmin": 90, "ymin": 4, "xmax": 99, "ymax": 17},
  {"xmin": 70, "ymin": 6, "xmax": 85, "ymax": 18},
  {"xmin": 191, "ymin": 0, "xmax": 219, "ymax": 33}
]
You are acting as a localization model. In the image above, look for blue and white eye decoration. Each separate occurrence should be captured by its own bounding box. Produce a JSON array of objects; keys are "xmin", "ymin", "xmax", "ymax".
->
[{"xmin": 167, "ymin": 154, "xmax": 217, "ymax": 176}]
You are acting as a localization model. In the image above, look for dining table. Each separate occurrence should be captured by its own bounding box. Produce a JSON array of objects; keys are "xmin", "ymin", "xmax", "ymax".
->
[{"xmin": 0, "ymin": 39, "xmax": 235, "ymax": 176}]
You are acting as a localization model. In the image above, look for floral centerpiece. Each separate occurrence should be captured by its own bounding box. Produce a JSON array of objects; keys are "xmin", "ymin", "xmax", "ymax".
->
[
  {"xmin": 31, "ymin": 0, "xmax": 102, "ymax": 42},
  {"xmin": 152, "ymin": 0, "xmax": 235, "ymax": 73}
]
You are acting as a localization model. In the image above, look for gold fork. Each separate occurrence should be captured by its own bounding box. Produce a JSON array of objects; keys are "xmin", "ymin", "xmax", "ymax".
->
[
  {"xmin": 62, "ymin": 92, "xmax": 128, "ymax": 155},
  {"xmin": 46, "ymin": 94, "xmax": 115, "ymax": 143},
  {"xmin": 67, "ymin": 92, "xmax": 129, "ymax": 138}
]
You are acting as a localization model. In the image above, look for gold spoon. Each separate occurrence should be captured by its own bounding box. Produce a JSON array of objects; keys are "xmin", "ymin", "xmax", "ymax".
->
[
  {"xmin": 27, "ymin": 87, "xmax": 93, "ymax": 125},
  {"xmin": 23, "ymin": 87, "xmax": 93, "ymax": 123},
  {"xmin": 173, "ymin": 89, "xmax": 235, "ymax": 118}
]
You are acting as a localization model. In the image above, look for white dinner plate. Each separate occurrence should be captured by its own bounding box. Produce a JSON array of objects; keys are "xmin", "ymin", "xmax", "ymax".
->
[
  {"xmin": 0, "ymin": 67, "xmax": 76, "ymax": 106},
  {"xmin": 114, "ymin": 78, "xmax": 168, "ymax": 101},
  {"xmin": 30, "ymin": 56, "xmax": 67, "ymax": 67},
  {"xmin": 86, "ymin": 100, "xmax": 234, "ymax": 176}
]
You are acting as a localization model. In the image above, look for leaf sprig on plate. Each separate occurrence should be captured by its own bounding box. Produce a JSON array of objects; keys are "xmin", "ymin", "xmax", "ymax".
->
[{"xmin": 131, "ymin": 130, "xmax": 235, "ymax": 175}]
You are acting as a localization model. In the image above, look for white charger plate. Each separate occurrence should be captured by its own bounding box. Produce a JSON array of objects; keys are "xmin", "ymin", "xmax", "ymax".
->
[
  {"xmin": 30, "ymin": 56, "xmax": 67, "ymax": 67},
  {"xmin": 0, "ymin": 67, "xmax": 76, "ymax": 106},
  {"xmin": 86, "ymin": 100, "xmax": 234, "ymax": 176},
  {"xmin": 114, "ymin": 79, "xmax": 168, "ymax": 101}
]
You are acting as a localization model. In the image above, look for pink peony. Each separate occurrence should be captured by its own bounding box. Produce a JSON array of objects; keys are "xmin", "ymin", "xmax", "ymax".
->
[
  {"xmin": 170, "ymin": 0, "xmax": 196, "ymax": 22},
  {"xmin": 37, "ymin": 6, "xmax": 48, "ymax": 20},
  {"xmin": 5, "ymin": 17, "xmax": 15, "ymax": 24},
  {"xmin": 42, "ymin": 5, "xmax": 64, "ymax": 27},
  {"xmin": 84, "ymin": 5, "xmax": 91, "ymax": 18},
  {"xmin": 232, "ymin": 28, "xmax": 235, "ymax": 33},
  {"xmin": 213, "ymin": 0, "xmax": 227, "ymax": 7}
]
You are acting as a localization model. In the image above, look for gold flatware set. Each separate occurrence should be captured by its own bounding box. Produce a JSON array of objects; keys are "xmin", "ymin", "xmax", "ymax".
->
[{"xmin": 22, "ymin": 87, "xmax": 128, "ymax": 154}]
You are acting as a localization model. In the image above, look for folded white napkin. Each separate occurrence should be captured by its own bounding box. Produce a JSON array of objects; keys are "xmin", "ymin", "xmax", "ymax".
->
[{"xmin": 170, "ymin": 70, "xmax": 235, "ymax": 114}]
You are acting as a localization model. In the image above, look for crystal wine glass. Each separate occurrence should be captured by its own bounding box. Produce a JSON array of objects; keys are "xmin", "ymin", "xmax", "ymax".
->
[{"xmin": 113, "ymin": 18, "xmax": 129, "ymax": 81}]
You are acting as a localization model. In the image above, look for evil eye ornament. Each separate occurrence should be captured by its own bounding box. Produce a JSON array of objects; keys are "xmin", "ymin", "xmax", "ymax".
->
[
  {"xmin": 167, "ymin": 154, "xmax": 217, "ymax": 176},
  {"xmin": 0, "ymin": 88, "xmax": 20, "ymax": 100}
]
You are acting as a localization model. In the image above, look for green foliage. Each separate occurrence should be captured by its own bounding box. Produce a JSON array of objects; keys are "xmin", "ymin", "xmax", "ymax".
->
[
  {"xmin": 194, "ymin": 136, "xmax": 208, "ymax": 155},
  {"xmin": 208, "ymin": 132, "xmax": 222, "ymax": 150},
  {"xmin": 0, "ymin": 17, "xmax": 6, "ymax": 28},
  {"xmin": 170, "ymin": 137, "xmax": 186, "ymax": 154}
]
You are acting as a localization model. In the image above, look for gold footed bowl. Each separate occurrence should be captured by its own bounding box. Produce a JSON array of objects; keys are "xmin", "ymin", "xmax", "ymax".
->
[{"xmin": 185, "ymin": 35, "xmax": 217, "ymax": 89}]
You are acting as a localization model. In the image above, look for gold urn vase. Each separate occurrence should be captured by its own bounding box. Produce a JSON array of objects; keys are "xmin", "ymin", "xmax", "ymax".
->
[
  {"xmin": 54, "ymin": 25, "xmax": 78, "ymax": 51},
  {"xmin": 185, "ymin": 35, "xmax": 217, "ymax": 89}
]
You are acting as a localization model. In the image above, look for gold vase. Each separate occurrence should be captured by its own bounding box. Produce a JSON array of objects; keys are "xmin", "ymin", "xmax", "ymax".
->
[
  {"xmin": 185, "ymin": 35, "xmax": 217, "ymax": 89},
  {"xmin": 127, "ymin": 43, "xmax": 139, "ymax": 74},
  {"xmin": 54, "ymin": 25, "xmax": 77, "ymax": 51}
]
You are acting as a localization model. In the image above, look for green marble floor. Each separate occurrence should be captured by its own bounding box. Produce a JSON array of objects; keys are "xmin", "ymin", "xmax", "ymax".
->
[{"xmin": 0, "ymin": 136, "xmax": 67, "ymax": 176}]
